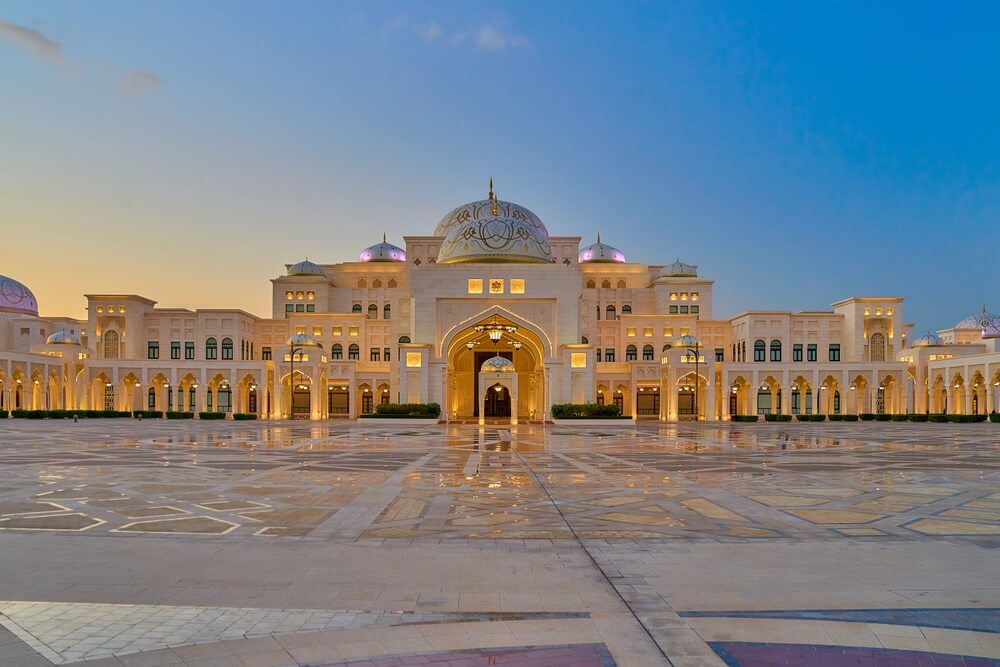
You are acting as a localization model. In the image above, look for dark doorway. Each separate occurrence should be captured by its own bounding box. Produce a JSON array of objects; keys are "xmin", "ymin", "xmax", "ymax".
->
[
  {"xmin": 473, "ymin": 350, "xmax": 513, "ymax": 417},
  {"xmin": 484, "ymin": 384, "xmax": 511, "ymax": 418},
  {"xmin": 292, "ymin": 387, "xmax": 310, "ymax": 418}
]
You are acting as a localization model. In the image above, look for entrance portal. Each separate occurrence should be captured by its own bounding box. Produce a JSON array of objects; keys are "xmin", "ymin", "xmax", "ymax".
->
[
  {"xmin": 484, "ymin": 384, "xmax": 511, "ymax": 418},
  {"xmin": 473, "ymin": 351, "xmax": 512, "ymax": 417}
]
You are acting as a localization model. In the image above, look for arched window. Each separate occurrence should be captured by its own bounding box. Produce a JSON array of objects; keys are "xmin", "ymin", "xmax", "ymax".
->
[
  {"xmin": 621, "ymin": 304, "xmax": 632, "ymax": 315},
  {"xmin": 662, "ymin": 344, "xmax": 672, "ymax": 352},
  {"xmin": 398, "ymin": 335, "xmax": 411, "ymax": 344},
  {"xmin": 357, "ymin": 278, "xmax": 367, "ymax": 288},
  {"xmin": 625, "ymin": 344, "xmax": 637, "ymax": 361},
  {"xmin": 189, "ymin": 387, "xmax": 196, "ymax": 410},
  {"xmin": 601, "ymin": 279, "xmax": 611, "ymax": 289},
  {"xmin": 753, "ymin": 340, "xmax": 765, "ymax": 362},
  {"xmin": 833, "ymin": 390, "xmax": 841, "ymax": 414},
  {"xmin": 367, "ymin": 304, "xmax": 377, "ymax": 319},
  {"xmin": 581, "ymin": 336, "xmax": 589, "ymax": 344},
  {"xmin": 373, "ymin": 278, "xmax": 382, "ymax": 288},
  {"xmin": 352, "ymin": 304, "xmax": 362, "ymax": 313},
  {"xmin": 103, "ymin": 330, "xmax": 120, "ymax": 359},
  {"xmin": 741, "ymin": 341, "xmax": 746, "ymax": 362},
  {"xmin": 206, "ymin": 337, "xmax": 218, "ymax": 360},
  {"xmin": 332, "ymin": 344, "xmax": 343, "ymax": 359},
  {"xmin": 586, "ymin": 279, "xmax": 596, "ymax": 289},
  {"xmin": 606, "ymin": 305, "xmax": 616, "ymax": 320},
  {"xmin": 869, "ymin": 332, "xmax": 886, "ymax": 361},
  {"xmin": 642, "ymin": 344, "xmax": 654, "ymax": 361},
  {"xmin": 348, "ymin": 344, "xmax": 359, "ymax": 360},
  {"xmin": 769, "ymin": 339, "xmax": 781, "ymax": 362},
  {"xmin": 596, "ymin": 305, "xmax": 601, "ymax": 321},
  {"xmin": 221, "ymin": 338, "xmax": 234, "ymax": 360},
  {"xmin": 147, "ymin": 387, "xmax": 156, "ymax": 410},
  {"xmin": 388, "ymin": 278, "xmax": 397, "ymax": 288},
  {"xmin": 383, "ymin": 304, "xmax": 391, "ymax": 319},
  {"xmin": 616, "ymin": 279, "xmax": 626, "ymax": 289}
]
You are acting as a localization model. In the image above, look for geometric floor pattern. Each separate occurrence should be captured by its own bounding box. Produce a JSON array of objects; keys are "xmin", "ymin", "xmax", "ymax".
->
[{"xmin": 0, "ymin": 419, "xmax": 997, "ymax": 666}]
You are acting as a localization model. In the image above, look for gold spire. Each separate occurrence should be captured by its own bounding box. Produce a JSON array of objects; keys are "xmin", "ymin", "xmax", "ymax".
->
[
  {"xmin": 488, "ymin": 176, "xmax": 494, "ymax": 201},
  {"xmin": 491, "ymin": 179, "xmax": 499, "ymax": 216}
]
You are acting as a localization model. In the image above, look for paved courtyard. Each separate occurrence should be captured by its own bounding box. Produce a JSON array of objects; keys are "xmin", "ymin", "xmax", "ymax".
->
[{"xmin": 0, "ymin": 420, "xmax": 998, "ymax": 666}]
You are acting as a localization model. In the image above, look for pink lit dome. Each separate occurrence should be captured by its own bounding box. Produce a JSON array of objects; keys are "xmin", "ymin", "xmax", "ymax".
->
[{"xmin": 0, "ymin": 275, "xmax": 38, "ymax": 317}]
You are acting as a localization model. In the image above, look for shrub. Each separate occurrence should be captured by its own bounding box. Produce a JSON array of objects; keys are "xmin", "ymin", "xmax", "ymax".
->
[
  {"xmin": 874, "ymin": 414, "xmax": 892, "ymax": 421},
  {"xmin": 828, "ymin": 414, "xmax": 843, "ymax": 421},
  {"xmin": 11, "ymin": 409, "xmax": 29, "ymax": 418},
  {"xmin": 233, "ymin": 413, "xmax": 257, "ymax": 420},
  {"xmin": 991, "ymin": 412, "xmax": 1000, "ymax": 423},
  {"xmin": 928, "ymin": 414, "xmax": 949, "ymax": 423},
  {"xmin": 132, "ymin": 410, "xmax": 163, "ymax": 419},
  {"xmin": 166, "ymin": 411, "xmax": 194, "ymax": 419},
  {"xmin": 0, "ymin": 409, "xmax": 7, "ymax": 418},
  {"xmin": 47, "ymin": 410, "xmax": 69, "ymax": 419},
  {"xmin": 371, "ymin": 402, "xmax": 443, "ymax": 417},
  {"xmin": 731, "ymin": 415, "xmax": 759, "ymax": 422},
  {"xmin": 947, "ymin": 414, "xmax": 987, "ymax": 423},
  {"xmin": 859, "ymin": 413, "xmax": 875, "ymax": 421},
  {"xmin": 908, "ymin": 414, "xmax": 928, "ymax": 422},
  {"xmin": 26, "ymin": 410, "xmax": 47, "ymax": 419},
  {"xmin": 199, "ymin": 412, "xmax": 226, "ymax": 420},
  {"xmin": 550, "ymin": 403, "xmax": 622, "ymax": 418},
  {"xmin": 765, "ymin": 414, "xmax": 792, "ymax": 422},
  {"xmin": 891, "ymin": 414, "xmax": 909, "ymax": 422}
]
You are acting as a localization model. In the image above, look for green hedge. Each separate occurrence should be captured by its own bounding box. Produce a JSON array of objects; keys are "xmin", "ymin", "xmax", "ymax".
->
[
  {"xmin": 765, "ymin": 414, "xmax": 792, "ymax": 422},
  {"xmin": 947, "ymin": 414, "xmax": 988, "ymax": 423},
  {"xmin": 874, "ymin": 414, "xmax": 892, "ymax": 421},
  {"xmin": 166, "ymin": 411, "xmax": 194, "ymax": 419},
  {"xmin": 132, "ymin": 410, "xmax": 163, "ymax": 419},
  {"xmin": 842, "ymin": 414, "xmax": 859, "ymax": 421},
  {"xmin": 731, "ymin": 415, "xmax": 759, "ymax": 422},
  {"xmin": 373, "ymin": 402, "xmax": 442, "ymax": 417},
  {"xmin": 199, "ymin": 412, "xmax": 226, "ymax": 420},
  {"xmin": 929, "ymin": 414, "xmax": 949, "ymax": 423},
  {"xmin": 360, "ymin": 413, "xmax": 439, "ymax": 418},
  {"xmin": 908, "ymin": 414, "xmax": 929, "ymax": 422},
  {"xmin": 890, "ymin": 414, "xmax": 909, "ymax": 421},
  {"xmin": 991, "ymin": 412, "xmax": 1000, "ymax": 423},
  {"xmin": 859, "ymin": 413, "xmax": 876, "ymax": 421},
  {"xmin": 0, "ymin": 410, "xmax": 7, "ymax": 418},
  {"xmin": 233, "ymin": 413, "xmax": 257, "ymax": 420},
  {"xmin": 550, "ymin": 403, "xmax": 622, "ymax": 418}
]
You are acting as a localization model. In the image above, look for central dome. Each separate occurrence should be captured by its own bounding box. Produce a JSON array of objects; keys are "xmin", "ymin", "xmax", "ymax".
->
[
  {"xmin": 438, "ymin": 212, "xmax": 552, "ymax": 264},
  {"xmin": 0, "ymin": 275, "xmax": 38, "ymax": 317},
  {"xmin": 435, "ymin": 199, "xmax": 548, "ymax": 239}
]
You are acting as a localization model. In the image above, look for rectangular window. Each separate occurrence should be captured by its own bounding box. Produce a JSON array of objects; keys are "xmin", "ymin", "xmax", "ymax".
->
[
  {"xmin": 510, "ymin": 279, "xmax": 525, "ymax": 294},
  {"xmin": 807, "ymin": 344, "xmax": 817, "ymax": 362},
  {"xmin": 383, "ymin": 347, "xmax": 390, "ymax": 362},
  {"xmin": 370, "ymin": 348, "xmax": 380, "ymax": 361},
  {"xmin": 170, "ymin": 341, "xmax": 180, "ymax": 359},
  {"xmin": 669, "ymin": 305, "xmax": 679, "ymax": 314},
  {"xmin": 691, "ymin": 305, "xmax": 700, "ymax": 314},
  {"xmin": 262, "ymin": 347, "xmax": 272, "ymax": 360},
  {"xmin": 829, "ymin": 344, "xmax": 841, "ymax": 362},
  {"xmin": 331, "ymin": 326, "xmax": 342, "ymax": 336},
  {"xmin": 663, "ymin": 327, "xmax": 673, "ymax": 337},
  {"xmin": 604, "ymin": 348, "xmax": 615, "ymax": 362},
  {"xmin": 625, "ymin": 348, "xmax": 637, "ymax": 361},
  {"xmin": 792, "ymin": 344, "xmax": 803, "ymax": 362},
  {"xmin": 626, "ymin": 327, "xmax": 636, "ymax": 337},
  {"xmin": 295, "ymin": 304, "xmax": 304, "ymax": 312},
  {"xmin": 680, "ymin": 327, "xmax": 690, "ymax": 336},
  {"xmin": 306, "ymin": 304, "xmax": 315, "ymax": 312},
  {"xmin": 715, "ymin": 348, "xmax": 724, "ymax": 362},
  {"xmin": 770, "ymin": 344, "xmax": 781, "ymax": 362},
  {"xmin": 467, "ymin": 279, "xmax": 483, "ymax": 294},
  {"xmin": 680, "ymin": 305, "xmax": 689, "ymax": 314},
  {"xmin": 147, "ymin": 341, "xmax": 159, "ymax": 359},
  {"xmin": 185, "ymin": 341, "xmax": 195, "ymax": 359},
  {"xmin": 754, "ymin": 344, "xmax": 766, "ymax": 362},
  {"xmin": 596, "ymin": 348, "xmax": 602, "ymax": 362},
  {"xmin": 349, "ymin": 326, "xmax": 359, "ymax": 336},
  {"xmin": 285, "ymin": 304, "xmax": 294, "ymax": 313},
  {"xmin": 643, "ymin": 327, "xmax": 653, "ymax": 337}
]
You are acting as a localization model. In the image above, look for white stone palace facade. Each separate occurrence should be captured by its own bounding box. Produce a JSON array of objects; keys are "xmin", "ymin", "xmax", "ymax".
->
[{"xmin": 2, "ymin": 185, "xmax": 999, "ymax": 421}]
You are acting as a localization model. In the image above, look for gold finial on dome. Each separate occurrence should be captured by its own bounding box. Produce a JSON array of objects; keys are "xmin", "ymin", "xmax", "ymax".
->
[
  {"xmin": 488, "ymin": 176, "xmax": 494, "ymax": 201},
  {"xmin": 491, "ymin": 180, "xmax": 499, "ymax": 216},
  {"xmin": 383, "ymin": 232, "xmax": 387, "ymax": 243}
]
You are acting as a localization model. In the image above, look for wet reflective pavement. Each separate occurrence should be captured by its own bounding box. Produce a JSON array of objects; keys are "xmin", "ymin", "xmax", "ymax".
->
[{"xmin": 0, "ymin": 420, "xmax": 997, "ymax": 666}]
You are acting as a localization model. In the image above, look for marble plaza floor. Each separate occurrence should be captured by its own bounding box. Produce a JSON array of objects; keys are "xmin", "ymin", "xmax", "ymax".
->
[{"xmin": 0, "ymin": 420, "xmax": 998, "ymax": 666}]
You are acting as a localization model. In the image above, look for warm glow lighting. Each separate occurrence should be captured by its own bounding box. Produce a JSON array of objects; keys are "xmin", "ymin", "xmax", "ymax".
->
[
  {"xmin": 570, "ymin": 352, "xmax": 587, "ymax": 368},
  {"xmin": 406, "ymin": 352, "xmax": 422, "ymax": 367},
  {"xmin": 467, "ymin": 279, "xmax": 483, "ymax": 294}
]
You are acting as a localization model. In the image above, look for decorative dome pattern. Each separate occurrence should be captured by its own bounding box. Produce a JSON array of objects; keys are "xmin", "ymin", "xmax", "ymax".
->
[
  {"xmin": 913, "ymin": 332, "xmax": 943, "ymax": 347},
  {"xmin": 677, "ymin": 334, "xmax": 700, "ymax": 348},
  {"xmin": 955, "ymin": 306, "xmax": 999, "ymax": 330},
  {"xmin": 287, "ymin": 260, "xmax": 325, "ymax": 277},
  {"xmin": 983, "ymin": 322, "xmax": 1000, "ymax": 340},
  {"xmin": 438, "ymin": 212, "xmax": 552, "ymax": 264},
  {"xmin": 435, "ymin": 199, "xmax": 548, "ymax": 239},
  {"xmin": 46, "ymin": 331, "xmax": 80, "ymax": 345},
  {"xmin": 481, "ymin": 355, "xmax": 516, "ymax": 372},
  {"xmin": 0, "ymin": 275, "xmax": 38, "ymax": 317},
  {"xmin": 659, "ymin": 259, "xmax": 698, "ymax": 278},
  {"xmin": 579, "ymin": 235, "xmax": 625, "ymax": 263},
  {"xmin": 359, "ymin": 235, "xmax": 405, "ymax": 262}
]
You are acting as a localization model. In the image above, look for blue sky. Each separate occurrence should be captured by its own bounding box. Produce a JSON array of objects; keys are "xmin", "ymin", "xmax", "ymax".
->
[{"xmin": 1, "ymin": 1, "xmax": 997, "ymax": 332}]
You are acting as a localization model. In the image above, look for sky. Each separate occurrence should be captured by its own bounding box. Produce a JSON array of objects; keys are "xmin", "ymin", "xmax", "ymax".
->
[{"xmin": 1, "ymin": 1, "xmax": 997, "ymax": 333}]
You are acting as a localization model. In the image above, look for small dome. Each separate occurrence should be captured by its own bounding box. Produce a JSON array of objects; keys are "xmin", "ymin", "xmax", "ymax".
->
[
  {"xmin": 359, "ymin": 235, "xmax": 405, "ymax": 262},
  {"xmin": 0, "ymin": 275, "xmax": 38, "ymax": 317},
  {"xmin": 438, "ymin": 206, "xmax": 552, "ymax": 265},
  {"xmin": 286, "ymin": 333, "xmax": 322, "ymax": 348},
  {"xmin": 912, "ymin": 332, "xmax": 943, "ymax": 347},
  {"xmin": 677, "ymin": 334, "xmax": 700, "ymax": 348},
  {"xmin": 579, "ymin": 235, "xmax": 625, "ymax": 263},
  {"xmin": 46, "ymin": 331, "xmax": 80, "ymax": 345},
  {"xmin": 481, "ymin": 355, "xmax": 516, "ymax": 372},
  {"xmin": 955, "ymin": 305, "xmax": 999, "ymax": 330},
  {"xmin": 287, "ymin": 260, "xmax": 325, "ymax": 276},
  {"xmin": 659, "ymin": 259, "xmax": 698, "ymax": 278}
]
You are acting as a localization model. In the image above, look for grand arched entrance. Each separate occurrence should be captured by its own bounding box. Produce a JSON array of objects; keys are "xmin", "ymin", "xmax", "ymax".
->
[{"xmin": 443, "ymin": 313, "xmax": 546, "ymax": 422}]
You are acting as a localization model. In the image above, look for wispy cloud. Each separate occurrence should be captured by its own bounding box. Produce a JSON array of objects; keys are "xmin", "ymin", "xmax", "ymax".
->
[
  {"xmin": 381, "ymin": 15, "xmax": 526, "ymax": 51},
  {"xmin": 0, "ymin": 19, "xmax": 64, "ymax": 63},
  {"xmin": 119, "ymin": 69, "xmax": 161, "ymax": 96}
]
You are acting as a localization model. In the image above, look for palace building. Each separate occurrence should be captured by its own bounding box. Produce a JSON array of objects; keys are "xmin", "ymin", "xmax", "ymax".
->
[{"xmin": 2, "ymin": 184, "xmax": 999, "ymax": 422}]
